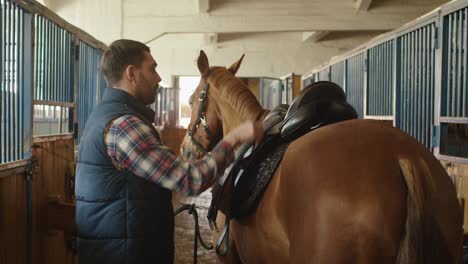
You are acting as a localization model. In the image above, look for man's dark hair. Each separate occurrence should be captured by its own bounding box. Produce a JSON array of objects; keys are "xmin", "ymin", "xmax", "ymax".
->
[{"xmin": 100, "ymin": 39, "xmax": 150, "ymax": 86}]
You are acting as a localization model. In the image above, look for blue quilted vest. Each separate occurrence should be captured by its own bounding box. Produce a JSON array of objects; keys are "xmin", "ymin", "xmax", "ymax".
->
[{"xmin": 75, "ymin": 88, "xmax": 174, "ymax": 264}]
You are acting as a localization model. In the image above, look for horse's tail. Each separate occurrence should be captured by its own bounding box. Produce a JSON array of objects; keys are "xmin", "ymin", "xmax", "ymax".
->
[{"xmin": 396, "ymin": 158, "xmax": 452, "ymax": 264}]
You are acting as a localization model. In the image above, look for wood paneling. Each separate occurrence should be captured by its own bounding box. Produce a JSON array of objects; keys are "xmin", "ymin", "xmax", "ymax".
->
[
  {"xmin": 441, "ymin": 161, "xmax": 468, "ymax": 232},
  {"xmin": 247, "ymin": 78, "xmax": 261, "ymax": 101},
  {"xmin": 31, "ymin": 137, "xmax": 76, "ymax": 264},
  {"xmin": 293, "ymin": 75, "xmax": 302, "ymax": 98},
  {"xmin": 0, "ymin": 173, "xmax": 27, "ymax": 264}
]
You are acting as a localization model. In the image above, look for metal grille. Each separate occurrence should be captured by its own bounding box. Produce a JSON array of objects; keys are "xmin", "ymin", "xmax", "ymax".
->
[
  {"xmin": 318, "ymin": 67, "xmax": 330, "ymax": 81},
  {"xmin": 330, "ymin": 61, "xmax": 345, "ymax": 88},
  {"xmin": 97, "ymin": 51, "xmax": 108, "ymax": 103},
  {"xmin": 345, "ymin": 53, "xmax": 365, "ymax": 118},
  {"xmin": 1, "ymin": 0, "xmax": 32, "ymax": 163},
  {"xmin": 367, "ymin": 40, "xmax": 394, "ymax": 116},
  {"xmin": 77, "ymin": 40, "xmax": 99, "ymax": 143},
  {"xmin": 260, "ymin": 78, "xmax": 282, "ymax": 109},
  {"xmin": 282, "ymin": 76, "xmax": 293, "ymax": 104},
  {"xmin": 302, "ymin": 74, "xmax": 315, "ymax": 88},
  {"xmin": 396, "ymin": 23, "xmax": 436, "ymax": 149},
  {"xmin": 34, "ymin": 15, "xmax": 73, "ymax": 103},
  {"xmin": 442, "ymin": 8, "xmax": 468, "ymax": 118}
]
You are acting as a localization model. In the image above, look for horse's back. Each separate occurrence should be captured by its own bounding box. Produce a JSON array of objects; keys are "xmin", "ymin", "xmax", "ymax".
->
[{"xmin": 278, "ymin": 119, "xmax": 462, "ymax": 263}]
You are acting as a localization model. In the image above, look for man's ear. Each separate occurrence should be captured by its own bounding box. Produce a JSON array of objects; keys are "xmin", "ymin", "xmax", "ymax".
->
[{"xmin": 125, "ymin": 65, "xmax": 136, "ymax": 82}]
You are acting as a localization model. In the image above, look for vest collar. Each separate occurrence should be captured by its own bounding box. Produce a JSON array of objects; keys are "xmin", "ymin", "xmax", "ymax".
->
[{"xmin": 102, "ymin": 88, "xmax": 155, "ymax": 123}]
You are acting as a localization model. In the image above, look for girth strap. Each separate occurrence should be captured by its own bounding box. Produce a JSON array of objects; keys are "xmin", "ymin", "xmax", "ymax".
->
[{"xmin": 208, "ymin": 143, "xmax": 252, "ymax": 256}]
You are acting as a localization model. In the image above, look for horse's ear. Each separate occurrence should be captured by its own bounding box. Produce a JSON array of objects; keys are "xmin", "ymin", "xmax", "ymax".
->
[
  {"xmin": 197, "ymin": 50, "xmax": 210, "ymax": 77},
  {"xmin": 228, "ymin": 54, "xmax": 244, "ymax": 75}
]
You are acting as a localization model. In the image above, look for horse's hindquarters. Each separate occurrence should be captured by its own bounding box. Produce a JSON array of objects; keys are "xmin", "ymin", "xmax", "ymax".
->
[{"xmin": 278, "ymin": 119, "xmax": 462, "ymax": 263}]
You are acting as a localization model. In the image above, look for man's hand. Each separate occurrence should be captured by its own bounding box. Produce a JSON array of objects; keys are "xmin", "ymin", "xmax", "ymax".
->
[{"xmin": 223, "ymin": 121, "xmax": 264, "ymax": 148}]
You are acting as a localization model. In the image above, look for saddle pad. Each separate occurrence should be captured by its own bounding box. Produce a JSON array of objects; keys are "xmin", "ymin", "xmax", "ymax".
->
[{"xmin": 230, "ymin": 138, "xmax": 288, "ymax": 219}]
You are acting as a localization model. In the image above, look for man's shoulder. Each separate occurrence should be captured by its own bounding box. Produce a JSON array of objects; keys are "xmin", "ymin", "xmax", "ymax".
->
[{"xmin": 110, "ymin": 114, "xmax": 147, "ymax": 129}]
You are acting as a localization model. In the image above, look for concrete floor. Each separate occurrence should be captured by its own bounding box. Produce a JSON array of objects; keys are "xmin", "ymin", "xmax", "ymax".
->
[{"xmin": 173, "ymin": 190, "xmax": 218, "ymax": 264}]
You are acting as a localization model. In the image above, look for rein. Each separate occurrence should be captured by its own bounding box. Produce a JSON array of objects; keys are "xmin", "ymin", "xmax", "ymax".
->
[{"xmin": 174, "ymin": 203, "xmax": 214, "ymax": 264}]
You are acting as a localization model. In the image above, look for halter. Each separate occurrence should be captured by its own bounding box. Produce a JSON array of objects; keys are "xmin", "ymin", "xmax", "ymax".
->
[{"xmin": 187, "ymin": 81, "xmax": 216, "ymax": 154}]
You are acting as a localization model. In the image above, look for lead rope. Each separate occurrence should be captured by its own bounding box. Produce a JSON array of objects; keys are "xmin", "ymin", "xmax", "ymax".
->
[{"xmin": 174, "ymin": 203, "xmax": 214, "ymax": 264}]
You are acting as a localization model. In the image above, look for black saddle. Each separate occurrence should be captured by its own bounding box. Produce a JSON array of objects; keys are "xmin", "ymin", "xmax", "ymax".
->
[{"xmin": 209, "ymin": 81, "xmax": 358, "ymax": 255}]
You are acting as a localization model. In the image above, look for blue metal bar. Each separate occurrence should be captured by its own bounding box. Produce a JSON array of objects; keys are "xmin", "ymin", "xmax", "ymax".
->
[
  {"xmin": 59, "ymin": 26, "xmax": 63, "ymax": 102},
  {"xmin": 52, "ymin": 23, "xmax": 57, "ymax": 102},
  {"xmin": 22, "ymin": 9, "xmax": 32, "ymax": 159},
  {"xmin": 402, "ymin": 35, "xmax": 407, "ymax": 133},
  {"xmin": 45, "ymin": 18, "xmax": 50, "ymax": 101},
  {"xmin": 456, "ymin": 11, "xmax": 461, "ymax": 117},
  {"xmin": 18, "ymin": 8, "xmax": 23, "ymax": 160},
  {"xmin": 418, "ymin": 28, "xmax": 424, "ymax": 143},
  {"xmin": 381, "ymin": 45, "xmax": 384, "ymax": 115},
  {"xmin": 412, "ymin": 31, "xmax": 417, "ymax": 140},
  {"xmin": 41, "ymin": 16, "xmax": 45, "ymax": 100},
  {"xmin": 68, "ymin": 32, "xmax": 72, "ymax": 102},
  {"xmin": 410, "ymin": 31, "xmax": 415, "ymax": 139},
  {"xmin": 453, "ymin": 14, "xmax": 457, "ymax": 117},
  {"xmin": 7, "ymin": 0, "xmax": 13, "ymax": 160},
  {"xmin": 49, "ymin": 21, "xmax": 54, "ymax": 101},
  {"xmin": 422, "ymin": 26, "xmax": 428, "ymax": 147},
  {"xmin": 38, "ymin": 15, "xmax": 42, "ymax": 100},
  {"xmin": 389, "ymin": 41, "xmax": 394, "ymax": 116},
  {"xmin": 56, "ymin": 25, "xmax": 61, "ymax": 103},
  {"xmin": 429, "ymin": 24, "xmax": 435, "ymax": 147},
  {"xmin": 15, "ymin": 4, "xmax": 20, "ymax": 161},
  {"xmin": 10, "ymin": 2, "xmax": 15, "ymax": 160},
  {"xmin": 12, "ymin": 1, "xmax": 17, "ymax": 160},
  {"xmin": 387, "ymin": 41, "xmax": 391, "ymax": 115},
  {"xmin": 379, "ymin": 44, "xmax": 384, "ymax": 115},
  {"xmin": 60, "ymin": 29, "xmax": 64, "ymax": 102},
  {"xmin": 465, "ymin": 9, "xmax": 468, "ymax": 117},
  {"xmin": 448, "ymin": 15, "xmax": 453, "ymax": 117},
  {"xmin": 455, "ymin": 12, "xmax": 460, "ymax": 117},
  {"xmin": 33, "ymin": 14, "xmax": 37, "ymax": 99},
  {"xmin": 0, "ymin": 0, "xmax": 3, "ymax": 163},
  {"xmin": 380, "ymin": 44, "xmax": 383, "ymax": 115},
  {"xmin": 1, "ymin": 1, "xmax": 7, "ymax": 163}
]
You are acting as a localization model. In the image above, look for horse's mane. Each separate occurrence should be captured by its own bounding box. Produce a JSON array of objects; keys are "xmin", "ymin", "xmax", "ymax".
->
[{"xmin": 208, "ymin": 67, "xmax": 264, "ymax": 121}]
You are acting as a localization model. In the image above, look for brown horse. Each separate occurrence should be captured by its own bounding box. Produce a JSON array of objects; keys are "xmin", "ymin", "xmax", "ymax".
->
[{"xmin": 180, "ymin": 50, "xmax": 463, "ymax": 264}]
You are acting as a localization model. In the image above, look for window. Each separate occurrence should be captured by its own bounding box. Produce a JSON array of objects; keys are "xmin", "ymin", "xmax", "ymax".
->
[{"xmin": 177, "ymin": 76, "xmax": 200, "ymax": 128}]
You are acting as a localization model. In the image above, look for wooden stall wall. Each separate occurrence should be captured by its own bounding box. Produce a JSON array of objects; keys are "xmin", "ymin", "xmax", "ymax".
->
[
  {"xmin": 160, "ymin": 127, "xmax": 188, "ymax": 156},
  {"xmin": 441, "ymin": 161, "xmax": 468, "ymax": 230},
  {"xmin": 293, "ymin": 75, "xmax": 302, "ymax": 99},
  {"xmin": 240, "ymin": 78, "xmax": 261, "ymax": 101},
  {"xmin": 0, "ymin": 172, "xmax": 27, "ymax": 264},
  {"xmin": 31, "ymin": 136, "xmax": 76, "ymax": 264}
]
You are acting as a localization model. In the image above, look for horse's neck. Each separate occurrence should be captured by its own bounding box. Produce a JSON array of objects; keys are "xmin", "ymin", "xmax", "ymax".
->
[
  {"xmin": 219, "ymin": 105, "xmax": 247, "ymax": 135},
  {"xmin": 210, "ymin": 75, "xmax": 266, "ymax": 135},
  {"xmin": 219, "ymin": 103, "xmax": 267, "ymax": 136}
]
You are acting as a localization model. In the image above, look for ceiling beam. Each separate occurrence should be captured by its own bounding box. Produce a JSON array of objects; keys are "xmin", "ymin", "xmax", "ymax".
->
[
  {"xmin": 196, "ymin": 0, "xmax": 210, "ymax": 13},
  {"xmin": 126, "ymin": 14, "xmax": 410, "ymax": 42},
  {"xmin": 302, "ymin": 31, "xmax": 329, "ymax": 42},
  {"xmin": 355, "ymin": 0, "xmax": 373, "ymax": 11}
]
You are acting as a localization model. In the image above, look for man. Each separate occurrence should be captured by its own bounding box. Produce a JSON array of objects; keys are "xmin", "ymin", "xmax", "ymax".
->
[{"xmin": 75, "ymin": 39, "xmax": 263, "ymax": 264}]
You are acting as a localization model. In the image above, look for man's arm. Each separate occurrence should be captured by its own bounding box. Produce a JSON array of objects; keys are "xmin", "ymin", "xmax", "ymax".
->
[{"xmin": 105, "ymin": 115, "xmax": 235, "ymax": 196}]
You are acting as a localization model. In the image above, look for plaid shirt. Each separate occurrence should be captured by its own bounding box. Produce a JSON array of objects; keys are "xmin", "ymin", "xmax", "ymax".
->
[{"xmin": 105, "ymin": 115, "xmax": 234, "ymax": 196}]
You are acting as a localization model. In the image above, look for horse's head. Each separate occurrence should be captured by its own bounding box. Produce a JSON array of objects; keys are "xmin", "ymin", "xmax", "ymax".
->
[{"xmin": 180, "ymin": 50, "xmax": 245, "ymax": 161}]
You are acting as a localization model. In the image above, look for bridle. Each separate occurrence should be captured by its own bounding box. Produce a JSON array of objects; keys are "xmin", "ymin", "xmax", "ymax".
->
[{"xmin": 187, "ymin": 80, "xmax": 217, "ymax": 155}]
